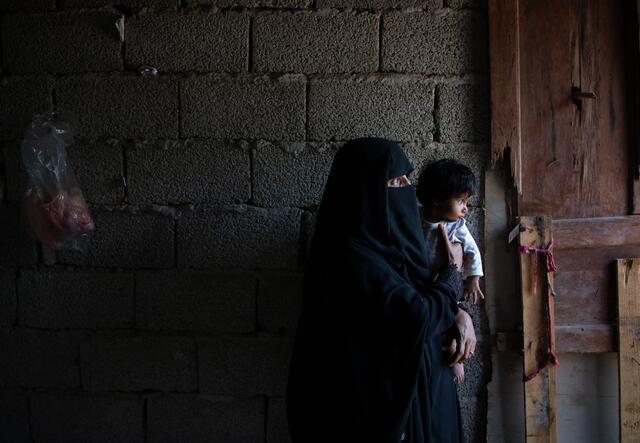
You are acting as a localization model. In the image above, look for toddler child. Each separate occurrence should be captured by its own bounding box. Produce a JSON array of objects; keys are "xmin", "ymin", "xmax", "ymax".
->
[{"xmin": 416, "ymin": 158, "xmax": 484, "ymax": 384}]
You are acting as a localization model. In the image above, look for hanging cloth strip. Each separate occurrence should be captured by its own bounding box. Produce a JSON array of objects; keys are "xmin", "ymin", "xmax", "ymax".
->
[{"xmin": 519, "ymin": 239, "xmax": 560, "ymax": 382}]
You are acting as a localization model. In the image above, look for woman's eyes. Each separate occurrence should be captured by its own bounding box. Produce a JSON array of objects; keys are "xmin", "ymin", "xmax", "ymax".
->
[{"xmin": 387, "ymin": 176, "xmax": 411, "ymax": 187}]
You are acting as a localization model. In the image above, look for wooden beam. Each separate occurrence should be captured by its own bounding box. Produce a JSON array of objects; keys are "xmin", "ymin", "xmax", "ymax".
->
[
  {"xmin": 518, "ymin": 216, "xmax": 557, "ymax": 443},
  {"xmin": 553, "ymin": 216, "xmax": 640, "ymax": 249},
  {"xmin": 616, "ymin": 258, "xmax": 640, "ymax": 442},
  {"xmin": 629, "ymin": 0, "xmax": 640, "ymax": 214},
  {"xmin": 488, "ymin": 0, "xmax": 522, "ymax": 191},
  {"xmin": 551, "ymin": 217, "xmax": 640, "ymax": 329},
  {"xmin": 494, "ymin": 324, "xmax": 615, "ymax": 354},
  {"xmin": 554, "ymin": 324, "xmax": 615, "ymax": 353}
]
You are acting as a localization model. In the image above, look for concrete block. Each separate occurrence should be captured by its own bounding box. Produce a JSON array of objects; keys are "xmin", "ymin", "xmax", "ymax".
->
[
  {"xmin": 215, "ymin": 0, "xmax": 309, "ymax": 6},
  {"xmin": 447, "ymin": 0, "xmax": 485, "ymax": 9},
  {"xmin": 17, "ymin": 269, "xmax": 134, "ymax": 329},
  {"xmin": 439, "ymin": 82, "xmax": 490, "ymax": 143},
  {"xmin": 301, "ymin": 210, "xmax": 317, "ymax": 260},
  {"xmin": 1, "ymin": 12, "xmax": 122, "ymax": 74},
  {"xmin": 180, "ymin": 74, "xmax": 305, "ymax": 140},
  {"xmin": 58, "ymin": 207, "xmax": 175, "ymax": 268},
  {"xmin": 177, "ymin": 205, "xmax": 301, "ymax": 270},
  {"xmin": 459, "ymin": 395, "xmax": 487, "ymax": 443},
  {"xmin": 0, "ymin": 204, "xmax": 38, "ymax": 266},
  {"xmin": 31, "ymin": 394, "xmax": 144, "ymax": 443},
  {"xmin": 0, "ymin": 270, "xmax": 16, "ymax": 327},
  {"xmin": 460, "ymin": 291, "xmax": 490, "ymax": 335},
  {"xmin": 0, "ymin": 329, "xmax": 82, "ymax": 388},
  {"xmin": 0, "ymin": 390, "xmax": 30, "ymax": 442},
  {"xmin": 401, "ymin": 142, "xmax": 488, "ymax": 206},
  {"xmin": 147, "ymin": 394, "xmax": 264, "ymax": 443},
  {"xmin": 56, "ymin": 76, "xmax": 179, "ymax": 139},
  {"xmin": 317, "ymin": 0, "xmax": 439, "ymax": 8},
  {"xmin": 455, "ymin": 337, "xmax": 490, "ymax": 397},
  {"xmin": 66, "ymin": 139, "xmax": 125, "ymax": 205},
  {"xmin": 2, "ymin": 142, "xmax": 26, "ymax": 203},
  {"xmin": 81, "ymin": 335, "xmax": 197, "ymax": 392},
  {"xmin": 382, "ymin": 10, "xmax": 487, "ymax": 74},
  {"xmin": 253, "ymin": 11, "xmax": 378, "ymax": 73},
  {"xmin": 0, "ymin": 77, "xmax": 52, "ymax": 141},
  {"xmin": 308, "ymin": 77, "xmax": 434, "ymax": 142},
  {"xmin": 136, "ymin": 270, "xmax": 256, "ymax": 333},
  {"xmin": 463, "ymin": 205, "xmax": 484, "ymax": 252},
  {"xmin": 187, "ymin": 0, "xmax": 306, "ymax": 4},
  {"xmin": 126, "ymin": 139, "xmax": 250, "ymax": 205},
  {"xmin": 3, "ymin": 137, "xmax": 125, "ymax": 225},
  {"xmin": 61, "ymin": 0, "xmax": 177, "ymax": 7},
  {"xmin": 257, "ymin": 271, "xmax": 302, "ymax": 334},
  {"xmin": 199, "ymin": 335, "xmax": 292, "ymax": 396},
  {"xmin": 253, "ymin": 141, "xmax": 337, "ymax": 207},
  {"xmin": 0, "ymin": 0, "xmax": 55, "ymax": 11},
  {"xmin": 126, "ymin": 11, "xmax": 248, "ymax": 73},
  {"xmin": 267, "ymin": 397, "xmax": 291, "ymax": 443},
  {"xmin": 214, "ymin": 0, "xmax": 313, "ymax": 5}
]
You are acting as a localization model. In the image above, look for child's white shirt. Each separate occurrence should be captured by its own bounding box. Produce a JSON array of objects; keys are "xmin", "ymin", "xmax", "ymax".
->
[{"xmin": 421, "ymin": 216, "xmax": 483, "ymax": 280}]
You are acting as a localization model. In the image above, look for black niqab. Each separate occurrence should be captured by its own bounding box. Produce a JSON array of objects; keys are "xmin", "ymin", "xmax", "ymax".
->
[
  {"xmin": 286, "ymin": 137, "xmax": 463, "ymax": 443},
  {"xmin": 310, "ymin": 138, "xmax": 431, "ymax": 290}
]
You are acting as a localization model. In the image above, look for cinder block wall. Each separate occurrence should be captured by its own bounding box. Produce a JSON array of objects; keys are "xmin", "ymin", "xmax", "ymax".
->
[{"xmin": 0, "ymin": 1, "xmax": 490, "ymax": 441}]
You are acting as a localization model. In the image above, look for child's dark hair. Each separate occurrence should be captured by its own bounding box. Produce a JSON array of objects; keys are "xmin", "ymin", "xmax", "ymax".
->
[{"xmin": 416, "ymin": 159, "xmax": 476, "ymax": 206}]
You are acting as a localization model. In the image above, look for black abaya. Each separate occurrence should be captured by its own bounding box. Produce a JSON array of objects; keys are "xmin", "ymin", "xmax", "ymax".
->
[{"xmin": 286, "ymin": 138, "xmax": 464, "ymax": 443}]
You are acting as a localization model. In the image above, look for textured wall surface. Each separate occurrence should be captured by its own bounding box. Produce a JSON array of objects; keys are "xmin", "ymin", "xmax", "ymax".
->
[{"xmin": 0, "ymin": 0, "xmax": 490, "ymax": 441}]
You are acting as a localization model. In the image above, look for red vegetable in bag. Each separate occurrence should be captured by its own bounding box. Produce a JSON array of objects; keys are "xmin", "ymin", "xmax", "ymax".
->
[{"xmin": 21, "ymin": 110, "xmax": 94, "ymax": 251}]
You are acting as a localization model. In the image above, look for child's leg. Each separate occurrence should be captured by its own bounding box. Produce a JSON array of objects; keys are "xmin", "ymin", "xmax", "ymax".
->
[{"xmin": 453, "ymin": 362, "xmax": 465, "ymax": 384}]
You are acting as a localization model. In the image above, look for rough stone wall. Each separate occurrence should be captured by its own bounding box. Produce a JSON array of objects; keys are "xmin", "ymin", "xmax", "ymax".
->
[{"xmin": 0, "ymin": 0, "xmax": 490, "ymax": 441}]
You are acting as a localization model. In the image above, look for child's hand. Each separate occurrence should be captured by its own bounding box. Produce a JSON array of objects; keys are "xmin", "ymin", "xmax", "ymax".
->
[{"xmin": 463, "ymin": 276, "xmax": 484, "ymax": 304}]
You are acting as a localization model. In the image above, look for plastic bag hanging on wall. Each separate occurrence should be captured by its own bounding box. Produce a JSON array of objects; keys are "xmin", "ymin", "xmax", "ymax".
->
[
  {"xmin": 21, "ymin": 110, "xmax": 95, "ymax": 251},
  {"xmin": 115, "ymin": 15, "xmax": 125, "ymax": 42}
]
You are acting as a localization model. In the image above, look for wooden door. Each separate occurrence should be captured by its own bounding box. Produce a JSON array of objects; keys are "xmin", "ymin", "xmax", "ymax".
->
[
  {"xmin": 489, "ymin": 0, "xmax": 640, "ymax": 441},
  {"xmin": 492, "ymin": 0, "xmax": 640, "ymax": 351},
  {"xmin": 517, "ymin": 0, "xmax": 640, "ymax": 352}
]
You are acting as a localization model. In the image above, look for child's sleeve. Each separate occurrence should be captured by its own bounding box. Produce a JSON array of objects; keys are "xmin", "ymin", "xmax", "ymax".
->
[{"xmin": 456, "ymin": 220, "xmax": 483, "ymax": 278}]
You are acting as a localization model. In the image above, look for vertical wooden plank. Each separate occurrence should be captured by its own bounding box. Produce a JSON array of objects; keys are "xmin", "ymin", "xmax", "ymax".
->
[
  {"xmin": 518, "ymin": 215, "xmax": 557, "ymax": 443},
  {"xmin": 617, "ymin": 258, "xmax": 640, "ymax": 442},
  {"xmin": 633, "ymin": 180, "xmax": 640, "ymax": 215},
  {"xmin": 629, "ymin": 0, "xmax": 640, "ymax": 214},
  {"xmin": 488, "ymin": 0, "xmax": 521, "ymax": 190}
]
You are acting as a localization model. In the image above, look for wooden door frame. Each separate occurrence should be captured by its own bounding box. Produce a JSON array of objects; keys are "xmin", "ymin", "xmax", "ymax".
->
[{"xmin": 487, "ymin": 1, "xmax": 640, "ymax": 442}]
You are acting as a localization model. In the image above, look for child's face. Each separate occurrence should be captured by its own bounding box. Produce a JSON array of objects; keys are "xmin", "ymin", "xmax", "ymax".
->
[{"xmin": 436, "ymin": 192, "xmax": 470, "ymax": 221}]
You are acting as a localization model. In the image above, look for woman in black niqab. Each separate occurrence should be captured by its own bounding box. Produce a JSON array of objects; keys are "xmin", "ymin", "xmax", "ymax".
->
[{"xmin": 286, "ymin": 137, "xmax": 465, "ymax": 442}]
